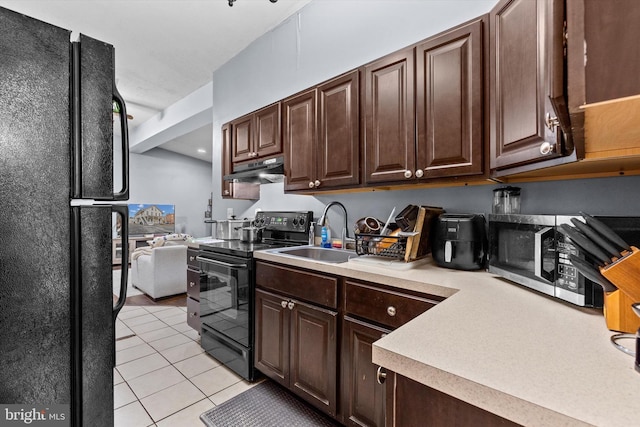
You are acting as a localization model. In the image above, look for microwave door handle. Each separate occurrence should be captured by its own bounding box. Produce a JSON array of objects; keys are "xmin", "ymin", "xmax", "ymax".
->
[{"xmin": 534, "ymin": 227, "xmax": 555, "ymax": 282}]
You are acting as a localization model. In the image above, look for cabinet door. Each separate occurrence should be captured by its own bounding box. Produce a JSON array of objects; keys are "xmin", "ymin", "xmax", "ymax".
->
[
  {"xmin": 317, "ymin": 70, "xmax": 360, "ymax": 189},
  {"xmin": 231, "ymin": 114, "xmax": 253, "ymax": 163},
  {"xmin": 283, "ymin": 89, "xmax": 317, "ymax": 191},
  {"xmin": 364, "ymin": 48, "xmax": 415, "ymax": 183},
  {"xmin": 416, "ymin": 17, "xmax": 485, "ymax": 179},
  {"xmin": 290, "ymin": 299, "xmax": 338, "ymax": 417},
  {"xmin": 489, "ymin": 0, "xmax": 567, "ymax": 171},
  {"xmin": 186, "ymin": 296, "xmax": 200, "ymax": 333},
  {"xmin": 255, "ymin": 103, "xmax": 282, "ymax": 158},
  {"xmin": 255, "ymin": 289, "xmax": 289, "ymax": 387},
  {"xmin": 221, "ymin": 123, "xmax": 233, "ymax": 198},
  {"xmin": 341, "ymin": 317, "xmax": 389, "ymax": 427},
  {"xmin": 186, "ymin": 267, "xmax": 200, "ymax": 300},
  {"xmin": 386, "ymin": 373, "xmax": 519, "ymax": 427}
]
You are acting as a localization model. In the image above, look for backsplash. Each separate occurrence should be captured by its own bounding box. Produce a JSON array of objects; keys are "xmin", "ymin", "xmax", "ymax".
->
[{"xmin": 237, "ymin": 175, "xmax": 640, "ymax": 236}]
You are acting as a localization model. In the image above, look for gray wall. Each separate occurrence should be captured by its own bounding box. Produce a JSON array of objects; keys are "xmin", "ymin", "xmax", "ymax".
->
[
  {"xmin": 115, "ymin": 146, "xmax": 212, "ymax": 237},
  {"xmin": 210, "ymin": 0, "xmax": 640, "ymax": 236}
]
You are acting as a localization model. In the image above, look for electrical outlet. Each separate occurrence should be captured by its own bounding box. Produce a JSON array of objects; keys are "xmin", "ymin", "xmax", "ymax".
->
[{"xmin": 227, "ymin": 208, "xmax": 234, "ymax": 219}]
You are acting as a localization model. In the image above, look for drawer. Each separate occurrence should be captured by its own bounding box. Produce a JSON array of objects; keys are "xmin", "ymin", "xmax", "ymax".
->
[
  {"xmin": 256, "ymin": 261, "xmax": 338, "ymax": 309},
  {"xmin": 187, "ymin": 248, "xmax": 199, "ymax": 268},
  {"xmin": 344, "ymin": 280, "xmax": 439, "ymax": 330},
  {"xmin": 187, "ymin": 296, "xmax": 200, "ymax": 332},
  {"xmin": 187, "ymin": 267, "xmax": 200, "ymax": 300}
]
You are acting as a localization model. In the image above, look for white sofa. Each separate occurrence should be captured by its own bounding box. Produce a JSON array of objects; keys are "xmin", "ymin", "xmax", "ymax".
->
[{"xmin": 130, "ymin": 241, "xmax": 188, "ymax": 300}]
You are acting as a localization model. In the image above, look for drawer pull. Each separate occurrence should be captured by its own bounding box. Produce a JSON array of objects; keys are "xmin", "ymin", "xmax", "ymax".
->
[
  {"xmin": 189, "ymin": 281, "xmax": 195, "ymax": 288},
  {"xmin": 281, "ymin": 300, "xmax": 288, "ymax": 308},
  {"xmin": 189, "ymin": 256, "xmax": 195, "ymax": 262},
  {"xmin": 189, "ymin": 312, "xmax": 197, "ymax": 317},
  {"xmin": 376, "ymin": 366, "xmax": 387, "ymax": 385},
  {"xmin": 387, "ymin": 306, "xmax": 396, "ymax": 317},
  {"xmin": 287, "ymin": 301, "xmax": 295, "ymax": 310}
]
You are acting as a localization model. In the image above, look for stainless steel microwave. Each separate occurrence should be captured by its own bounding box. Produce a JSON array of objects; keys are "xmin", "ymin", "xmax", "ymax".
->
[
  {"xmin": 488, "ymin": 214, "xmax": 600, "ymax": 307},
  {"xmin": 488, "ymin": 214, "xmax": 640, "ymax": 307}
]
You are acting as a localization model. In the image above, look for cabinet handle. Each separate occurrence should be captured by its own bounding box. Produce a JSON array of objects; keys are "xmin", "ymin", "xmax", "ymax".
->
[
  {"xmin": 376, "ymin": 366, "xmax": 387, "ymax": 385},
  {"xmin": 190, "ymin": 256, "xmax": 195, "ymax": 262},
  {"xmin": 539, "ymin": 141, "xmax": 555, "ymax": 156},
  {"xmin": 415, "ymin": 169, "xmax": 424, "ymax": 178},
  {"xmin": 281, "ymin": 300, "xmax": 288, "ymax": 308},
  {"xmin": 404, "ymin": 170, "xmax": 412, "ymax": 179},
  {"xmin": 189, "ymin": 281, "xmax": 195, "ymax": 288},
  {"xmin": 308, "ymin": 181, "xmax": 315, "ymax": 189},
  {"xmin": 287, "ymin": 301, "xmax": 295, "ymax": 310},
  {"xmin": 189, "ymin": 312, "xmax": 197, "ymax": 317},
  {"xmin": 314, "ymin": 180, "xmax": 321, "ymax": 188},
  {"xmin": 387, "ymin": 306, "xmax": 396, "ymax": 317},
  {"xmin": 224, "ymin": 190, "xmax": 230, "ymax": 195}
]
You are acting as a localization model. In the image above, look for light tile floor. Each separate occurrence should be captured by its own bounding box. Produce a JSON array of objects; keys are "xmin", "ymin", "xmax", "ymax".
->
[{"xmin": 114, "ymin": 304, "xmax": 259, "ymax": 427}]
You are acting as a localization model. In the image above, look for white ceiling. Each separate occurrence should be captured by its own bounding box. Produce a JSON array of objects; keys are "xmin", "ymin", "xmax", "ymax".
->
[{"xmin": 0, "ymin": 0, "xmax": 312, "ymax": 162}]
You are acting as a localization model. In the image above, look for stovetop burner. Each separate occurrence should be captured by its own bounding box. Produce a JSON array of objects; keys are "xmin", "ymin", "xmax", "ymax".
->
[
  {"xmin": 199, "ymin": 240, "xmax": 292, "ymax": 258},
  {"xmin": 200, "ymin": 210, "xmax": 313, "ymax": 258}
]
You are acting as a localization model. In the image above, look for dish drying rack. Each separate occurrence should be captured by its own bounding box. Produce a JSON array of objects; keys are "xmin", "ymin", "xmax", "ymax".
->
[
  {"xmin": 355, "ymin": 205, "xmax": 444, "ymax": 262},
  {"xmin": 355, "ymin": 232, "xmax": 419, "ymax": 260}
]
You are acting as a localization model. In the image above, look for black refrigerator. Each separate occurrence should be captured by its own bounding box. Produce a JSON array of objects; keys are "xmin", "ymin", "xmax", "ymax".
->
[{"xmin": 0, "ymin": 7, "xmax": 129, "ymax": 427}]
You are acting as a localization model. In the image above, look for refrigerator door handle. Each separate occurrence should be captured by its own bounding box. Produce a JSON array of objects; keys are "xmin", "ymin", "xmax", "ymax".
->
[
  {"xmin": 112, "ymin": 205, "xmax": 129, "ymax": 320},
  {"xmin": 112, "ymin": 83, "xmax": 130, "ymax": 201}
]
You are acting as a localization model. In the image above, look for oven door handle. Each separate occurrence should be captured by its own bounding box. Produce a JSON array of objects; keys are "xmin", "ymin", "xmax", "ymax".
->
[{"xmin": 196, "ymin": 256, "xmax": 247, "ymax": 269}]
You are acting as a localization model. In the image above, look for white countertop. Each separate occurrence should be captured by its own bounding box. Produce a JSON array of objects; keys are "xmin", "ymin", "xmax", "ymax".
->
[{"xmin": 254, "ymin": 249, "xmax": 640, "ymax": 427}]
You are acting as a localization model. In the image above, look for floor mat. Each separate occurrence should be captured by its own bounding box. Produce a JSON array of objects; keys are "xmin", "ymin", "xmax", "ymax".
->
[{"xmin": 200, "ymin": 380, "xmax": 340, "ymax": 427}]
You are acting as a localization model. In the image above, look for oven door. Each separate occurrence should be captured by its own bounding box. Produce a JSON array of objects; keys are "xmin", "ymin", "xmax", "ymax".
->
[
  {"xmin": 488, "ymin": 214, "xmax": 558, "ymax": 296},
  {"xmin": 197, "ymin": 252, "xmax": 252, "ymax": 349}
]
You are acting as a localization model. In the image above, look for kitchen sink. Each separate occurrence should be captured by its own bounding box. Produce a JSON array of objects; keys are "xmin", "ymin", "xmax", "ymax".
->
[{"xmin": 267, "ymin": 246, "xmax": 357, "ymax": 264}]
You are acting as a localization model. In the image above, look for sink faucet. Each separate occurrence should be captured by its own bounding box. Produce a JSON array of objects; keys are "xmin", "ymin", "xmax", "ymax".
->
[{"xmin": 317, "ymin": 201, "xmax": 349, "ymax": 249}]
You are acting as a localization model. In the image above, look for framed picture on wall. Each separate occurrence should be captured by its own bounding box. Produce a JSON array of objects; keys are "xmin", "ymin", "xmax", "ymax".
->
[{"xmin": 127, "ymin": 203, "xmax": 176, "ymax": 236}]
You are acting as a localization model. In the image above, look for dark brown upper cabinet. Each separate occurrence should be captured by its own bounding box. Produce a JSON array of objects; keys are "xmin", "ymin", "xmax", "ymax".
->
[
  {"xmin": 283, "ymin": 89, "xmax": 316, "ymax": 191},
  {"xmin": 231, "ymin": 102, "xmax": 282, "ymax": 163},
  {"xmin": 284, "ymin": 70, "xmax": 360, "ymax": 192},
  {"xmin": 221, "ymin": 123, "xmax": 233, "ymax": 198},
  {"xmin": 568, "ymin": 0, "xmax": 640, "ymax": 106},
  {"xmin": 363, "ymin": 48, "xmax": 416, "ymax": 184},
  {"xmin": 221, "ymin": 121, "xmax": 259, "ymax": 200},
  {"xmin": 489, "ymin": 0, "xmax": 571, "ymax": 174},
  {"xmin": 416, "ymin": 16, "xmax": 487, "ymax": 180},
  {"xmin": 364, "ymin": 17, "xmax": 486, "ymax": 186}
]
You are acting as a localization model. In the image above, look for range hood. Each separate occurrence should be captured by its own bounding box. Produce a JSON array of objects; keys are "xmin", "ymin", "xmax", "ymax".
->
[{"xmin": 224, "ymin": 156, "xmax": 284, "ymax": 184}]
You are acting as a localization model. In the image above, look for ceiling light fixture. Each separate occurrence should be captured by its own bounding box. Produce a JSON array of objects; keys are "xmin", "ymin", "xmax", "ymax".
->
[{"xmin": 228, "ymin": 0, "xmax": 277, "ymax": 6}]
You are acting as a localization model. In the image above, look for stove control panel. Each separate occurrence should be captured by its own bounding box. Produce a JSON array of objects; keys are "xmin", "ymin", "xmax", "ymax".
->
[{"xmin": 255, "ymin": 211, "xmax": 313, "ymax": 233}]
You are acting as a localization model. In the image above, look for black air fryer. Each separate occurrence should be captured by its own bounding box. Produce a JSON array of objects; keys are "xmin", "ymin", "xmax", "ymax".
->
[{"xmin": 432, "ymin": 214, "xmax": 487, "ymax": 270}]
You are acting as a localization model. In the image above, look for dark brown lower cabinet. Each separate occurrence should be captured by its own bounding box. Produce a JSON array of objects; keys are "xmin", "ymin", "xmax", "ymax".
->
[
  {"xmin": 255, "ymin": 288, "xmax": 338, "ymax": 417},
  {"xmin": 341, "ymin": 316, "xmax": 390, "ymax": 427},
  {"xmin": 186, "ymin": 249, "xmax": 201, "ymax": 332},
  {"xmin": 385, "ymin": 373, "xmax": 521, "ymax": 427}
]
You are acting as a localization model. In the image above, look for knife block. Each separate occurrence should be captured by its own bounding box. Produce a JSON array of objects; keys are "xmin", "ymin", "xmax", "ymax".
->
[
  {"xmin": 603, "ymin": 289, "xmax": 640, "ymax": 333},
  {"xmin": 601, "ymin": 246, "xmax": 640, "ymax": 302}
]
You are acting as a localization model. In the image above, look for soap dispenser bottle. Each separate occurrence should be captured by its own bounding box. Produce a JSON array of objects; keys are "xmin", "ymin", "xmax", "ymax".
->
[{"xmin": 321, "ymin": 225, "xmax": 331, "ymax": 248}]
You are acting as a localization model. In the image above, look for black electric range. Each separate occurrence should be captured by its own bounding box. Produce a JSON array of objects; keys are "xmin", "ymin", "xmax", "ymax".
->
[
  {"xmin": 199, "ymin": 210, "xmax": 313, "ymax": 257},
  {"xmin": 197, "ymin": 211, "xmax": 313, "ymax": 381}
]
